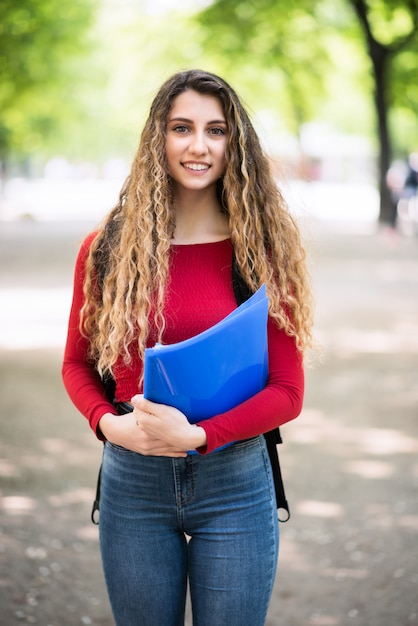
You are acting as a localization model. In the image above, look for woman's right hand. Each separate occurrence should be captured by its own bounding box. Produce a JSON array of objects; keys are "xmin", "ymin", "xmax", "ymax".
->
[{"xmin": 98, "ymin": 412, "xmax": 188, "ymax": 457}]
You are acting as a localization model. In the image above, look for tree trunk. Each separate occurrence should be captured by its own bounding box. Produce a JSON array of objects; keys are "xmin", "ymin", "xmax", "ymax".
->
[
  {"xmin": 372, "ymin": 47, "xmax": 395, "ymax": 224},
  {"xmin": 350, "ymin": 0, "xmax": 395, "ymax": 225}
]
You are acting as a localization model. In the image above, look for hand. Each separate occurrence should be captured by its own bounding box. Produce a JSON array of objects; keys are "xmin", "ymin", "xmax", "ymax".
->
[
  {"xmin": 98, "ymin": 409, "xmax": 189, "ymax": 457},
  {"xmin": 131, "ymin": 395, "xmax": 207, "ymax": 454},
  {"xmin": 98, "ymin": 397, "xmax": 207, "ymax": 457}
]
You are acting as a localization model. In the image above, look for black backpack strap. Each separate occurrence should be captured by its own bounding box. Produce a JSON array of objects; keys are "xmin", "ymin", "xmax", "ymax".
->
[
  {"xmin": 264, "ymin": 429, "xmax": 290, "ymax": 522},
  {"xmin": 90, "ymin": 398, "xmax": 134, "ymax": 523},
  {"xmin": 91, "ymin": 462, "xmax": 102, "ymax": 525},
  {"xmin": 90, "ymin": 373, "xmax": 115, "ymax": 524},
  {"xmin": 231, "ymin": 254, "xmax": 253, "ymax": 302},
  {"xmin": 231, "ymin": 254, "xmax": 290, "ymax": 522}
]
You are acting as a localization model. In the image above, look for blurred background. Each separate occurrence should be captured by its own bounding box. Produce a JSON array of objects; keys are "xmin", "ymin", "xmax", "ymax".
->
[
  {"xmin": 1, "ymin": 0, "xmax": 417, "ymax": 228},
  {"xmin": 1, "ymin": 1, "xmax": 418, "ymax": 625}
]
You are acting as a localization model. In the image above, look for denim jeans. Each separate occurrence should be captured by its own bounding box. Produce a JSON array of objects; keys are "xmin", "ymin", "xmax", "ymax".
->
[{"xmin": 99, "ymin": 436, "xmax": 279, "ymax": 626}]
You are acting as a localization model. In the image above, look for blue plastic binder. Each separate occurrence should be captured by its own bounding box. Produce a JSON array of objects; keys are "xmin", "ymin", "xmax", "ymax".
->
[{"xmin": 143, "ymin": 284, "xmax": 269, "ymax": 425}]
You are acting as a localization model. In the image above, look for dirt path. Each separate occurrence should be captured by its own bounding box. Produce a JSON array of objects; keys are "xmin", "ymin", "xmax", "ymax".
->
[{"xmin": 0, "ymin": 220, "xmax": 417, "ymax": 626}]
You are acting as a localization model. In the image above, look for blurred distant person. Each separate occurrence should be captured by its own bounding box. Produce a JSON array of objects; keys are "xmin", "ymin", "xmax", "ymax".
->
[
  {"xmin": 396, "ymin": 153, "xmax": 418, "ymax": 234},
  {"xmin": 403, "ymin": 152, "xmax": 418, "ymax": 197},
  {"xmin": 386, "ymin": 160, "xmax": 407, "ymax": 228},
  {"xmin": 62, "ymin": 69, "xmax": 314, "ymax": 626}
]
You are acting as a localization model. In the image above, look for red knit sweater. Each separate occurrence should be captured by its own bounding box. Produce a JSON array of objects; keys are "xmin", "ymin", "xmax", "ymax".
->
[{"xmin": 62, "ymin": 233, "xmax": 304, "ymax": 454}]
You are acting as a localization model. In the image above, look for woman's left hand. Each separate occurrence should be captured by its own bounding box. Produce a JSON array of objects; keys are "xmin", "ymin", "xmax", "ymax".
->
[{"xmin": 131, "ymin": 395, "xmax": 207, "ymax": 453}]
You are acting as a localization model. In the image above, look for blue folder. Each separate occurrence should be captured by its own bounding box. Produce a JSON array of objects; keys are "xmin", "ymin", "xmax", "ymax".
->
[{"xmin": 143, "ymin": 284, "xmax": 269, "ymax": 427}]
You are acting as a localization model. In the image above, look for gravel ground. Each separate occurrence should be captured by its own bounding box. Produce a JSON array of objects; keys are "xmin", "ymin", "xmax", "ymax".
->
[{"xmin": 0, "ymin": 218, "xmax": 417, "ymax": 626}]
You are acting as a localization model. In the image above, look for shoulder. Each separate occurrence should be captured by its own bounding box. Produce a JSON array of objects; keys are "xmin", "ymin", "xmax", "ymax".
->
[
  {"xmin": 74, "ymin": 231, "xmax": 99, "ymax": 275},
  {"xmin": 77, "ymin": 230, "xmax": 99, "ymax": 258},
  {"xmin": 81, "ymin": 230, "xmax": 99, "ymax": 250}
]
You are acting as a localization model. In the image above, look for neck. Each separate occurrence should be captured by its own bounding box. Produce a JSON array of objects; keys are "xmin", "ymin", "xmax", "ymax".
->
[{"xmin": 171, "ymin": 188, "xmax": 230, "ymax": 245}]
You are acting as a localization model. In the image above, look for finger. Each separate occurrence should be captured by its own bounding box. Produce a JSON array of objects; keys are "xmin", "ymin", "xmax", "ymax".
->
[
  {"xmin": 132, "ymin": 423, "xmax": 187, "ymax": 456},
  {"xmin": 131, "ymin": 394, "xmax": 170, "ymax": 416},
  {"xmin": 131, "ymin": 394, "xmax": 146, "ymax": 410}
]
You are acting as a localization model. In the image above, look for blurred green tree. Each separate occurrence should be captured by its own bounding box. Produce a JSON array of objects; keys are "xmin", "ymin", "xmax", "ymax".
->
[
  {"xmin": 196, "ymin": 0, "xmax": 330, "ymax": 135},
  {"xmin": 0, "ymin": 0, "xmax": 97, "ymax": 176},
  {"xmin": 348, "ymin": 0, "xmax": 418, "ymax": 222},
  {"xmin": 197, "ymin": 0, "xmax": 418, "ymax": 224}
]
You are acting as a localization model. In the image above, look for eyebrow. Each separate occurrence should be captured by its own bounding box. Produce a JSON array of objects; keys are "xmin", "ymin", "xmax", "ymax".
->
[{"xmin": 168, "ymin": 116, "xmax": 227, "ymax": 125}]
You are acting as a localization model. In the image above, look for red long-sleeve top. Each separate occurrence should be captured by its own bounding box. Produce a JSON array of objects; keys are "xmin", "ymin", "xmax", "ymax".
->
[{"xmin": 62, "ymin": 233, "xmax": 304, "ymax": 454}]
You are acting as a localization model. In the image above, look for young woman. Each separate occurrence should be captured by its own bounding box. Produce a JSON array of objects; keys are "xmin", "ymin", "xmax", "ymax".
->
[{"xmin": 62, "ymin": 69, "xmax": 314, "ymax": 626}]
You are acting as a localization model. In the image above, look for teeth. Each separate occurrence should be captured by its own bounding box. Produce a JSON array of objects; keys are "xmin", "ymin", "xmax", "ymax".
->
[{"xmin": 184, "ymin": 163, "xmax": 209, "ymax": 171}]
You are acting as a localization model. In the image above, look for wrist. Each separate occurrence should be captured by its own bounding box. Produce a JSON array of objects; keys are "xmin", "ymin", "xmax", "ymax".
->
[
  {"xmin": 98, "ymin": 412, "xmax": 119, "ymax": 441},
  {"xmin": 189, "ymin": 424, "xmax": 207, "ymax": 450}
]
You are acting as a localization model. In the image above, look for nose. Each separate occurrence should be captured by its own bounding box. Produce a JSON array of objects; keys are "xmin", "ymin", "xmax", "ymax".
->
[{"xmin": 189, "ymin": 131, "xmax": 208, "ymax": 155}]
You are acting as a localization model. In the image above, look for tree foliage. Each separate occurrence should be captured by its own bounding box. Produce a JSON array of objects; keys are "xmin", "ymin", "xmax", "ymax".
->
[
  {"xmin": 197, "ymin": 0, "xmax": 418, "ymax": 223},
  {"xmin": 197, "ymin": 0, "xmax": 332, "ymax": 133},
  {"xmin": 0, "ymin": 0, "xmax": 222, "ymax": 172},
  {"xmin": 347, "ymin": 0, "xmax": 418, "ymax": 222},
  {"xmin": 0, "ymin": 0, "xmax": 97, "ymax": 169},
  {"xmin": 1, "ymin": 0, "xmax": 417, "ymax": 224}
]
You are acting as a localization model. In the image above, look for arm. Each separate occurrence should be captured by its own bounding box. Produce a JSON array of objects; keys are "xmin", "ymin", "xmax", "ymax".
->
[
  {"xmin": 62, "ymin": 234, "xmax": 201, "ymax": 457},
  {"xmin": 128, "ymin": 318, "xmax": 303, "ymax": 456},
  {"xmin": 196, "ymin": 318, "xmax": 304, "ymax": 454},
  {"xmin": 62, "ymin": 233, "xmax": 117, "ymax": 439}
]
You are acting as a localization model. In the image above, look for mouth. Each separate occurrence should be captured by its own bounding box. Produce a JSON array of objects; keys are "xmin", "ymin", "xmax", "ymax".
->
[{"xmin": 182, "ymin": 162, "xmax": 210, "ymax": 171}]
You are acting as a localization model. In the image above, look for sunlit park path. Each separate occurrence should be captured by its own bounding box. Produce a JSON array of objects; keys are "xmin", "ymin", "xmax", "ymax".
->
[{"xmin": 0, "ymin": 180, "xmax": 417, "ymax": 625}]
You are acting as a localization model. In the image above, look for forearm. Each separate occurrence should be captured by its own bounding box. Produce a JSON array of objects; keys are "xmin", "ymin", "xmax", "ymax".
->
[
  {"xmin": 199, "ymin": 383, "xmax": 303, "ymax": 453},
  {"xmin": 62, "ymin": 358, "xmax": 116, "ymax": 439},
  {"xmin": 198, "ymin": 324, "xmax": 304, "ymax": 454}
]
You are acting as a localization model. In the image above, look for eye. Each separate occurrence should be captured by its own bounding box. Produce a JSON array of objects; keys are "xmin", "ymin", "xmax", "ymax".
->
[
  {"xmin": 172, "ymin": 124, "xmax": 189, "ymax": 133},
  {"xmin": 209, "ymin": 126, "xmax": 226, "ymax": 136}
]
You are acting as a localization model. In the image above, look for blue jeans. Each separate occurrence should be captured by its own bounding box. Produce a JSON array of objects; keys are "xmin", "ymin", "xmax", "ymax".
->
[{"xmin": 99, "ymin": 436, "xmax": 279, "ymax": 626}]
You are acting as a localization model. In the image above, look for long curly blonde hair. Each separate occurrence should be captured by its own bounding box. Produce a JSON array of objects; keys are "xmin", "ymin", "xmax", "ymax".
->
[{"xmin": 81, "ymin": 69, "xmax": 314, "ymax": 379}]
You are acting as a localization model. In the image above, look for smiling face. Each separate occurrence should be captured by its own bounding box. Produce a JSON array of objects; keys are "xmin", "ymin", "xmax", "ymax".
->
[{"xmin": 165, "ymin": 90, "xmax": 228, "ymax": 197}]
